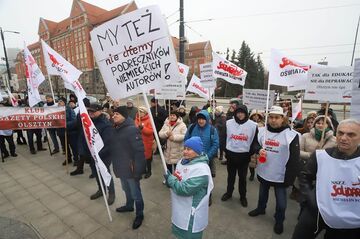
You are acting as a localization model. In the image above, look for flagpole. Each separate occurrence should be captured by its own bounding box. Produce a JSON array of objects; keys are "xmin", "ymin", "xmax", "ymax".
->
[
  {"xmin": 48, "ymin": 75, "xmax": 55, "ymax": 100},
  {"xmin": 142, "ymin": 90, "xmax": 167, "ymax": 173},
  {"xmin": 319, "ymin": 101, "xmax": 329, "ymax": 148}
]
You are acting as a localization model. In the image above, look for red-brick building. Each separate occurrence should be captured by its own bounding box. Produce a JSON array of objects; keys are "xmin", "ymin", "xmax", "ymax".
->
[{"xmin": 15, "ymin": 0, "xmax": 213, "ymax": 96}]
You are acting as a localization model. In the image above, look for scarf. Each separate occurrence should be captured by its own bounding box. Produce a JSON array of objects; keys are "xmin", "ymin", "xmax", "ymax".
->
[
  {"xmin": 169, "ymin": 120, "xmax": 177, "ymax": 127},
  {"xmin": 315, "ymin": 128, "xmax": 331, "ymax": 141}
]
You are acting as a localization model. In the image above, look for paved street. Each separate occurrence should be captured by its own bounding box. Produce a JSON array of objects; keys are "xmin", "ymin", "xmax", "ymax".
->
[{"xmin": 0, "ymin": 143, "xmax": 301, "ymax": 239}]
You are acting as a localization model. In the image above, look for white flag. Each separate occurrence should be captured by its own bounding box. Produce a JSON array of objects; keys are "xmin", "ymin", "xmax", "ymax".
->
[
  {"xmin": 212, "ymin": 52, "xmax": 247, "ymax": 86},
  {"xmin": 291, "ymin": 98, "xmax": 302, "ymax": 122},
  {"xmin": 6, "ymin": 88, "xmax": 18, "ymax": 107},
  {"xmin": 187, "ymin": 74, "xmax": 214, "ymax": 100},
  {"xmin": 24, "ymin": 45, "xmax": 45, "ymax": 107},
  {"xmin": 78, "ymin": 98, "xmax": 111, "ymax": 186},
  {"xmin": 268, "ymin": 49, "xmax": 310, "ymax": 91}
]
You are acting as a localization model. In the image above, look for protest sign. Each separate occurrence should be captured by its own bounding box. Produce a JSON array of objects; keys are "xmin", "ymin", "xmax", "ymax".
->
[
  {"xmin": 304, "ymin": 66, "xmax": 353, "ymax": 103},
  {"xmin": 0, "ymin": 107, "xmax": 65, "ymax": 130},
  {"xmin": 200, "ymin": 62, "xmax": 216, "ymax": 88},
  {"xmin": 269, "ymin": 49, "xmax": 311, "ymax": 91},
  {"xmin": 90, "ymin": 5, "xmax": 178, "ymax": 99},
  {"xmin": 212, "ymin": 52, "xmax": 247, "ymax": 86},
  {"xmin": 187, "ymin": 74, "xmax": 214, "ymax": 100},
  {"xmin": 243, "ymin": 88, "xmax": 275, "ymax": 111},
  {"xmin": 350, "ymin": 58, "xmax": 360, "ymax": 120},
  {"xmin": 155, "ymin": 63, "xmax": 188, "ymax": 100}
]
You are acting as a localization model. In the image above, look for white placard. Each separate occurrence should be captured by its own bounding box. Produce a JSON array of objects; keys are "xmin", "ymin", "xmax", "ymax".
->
[
  {"xmin": 90, "ymin": 5, "xmax": 178, "ymax": 99},
  {"xmin": 305, "ymin": 66, "xmax": 353, "ymax": 103},
  {"xmin": 350, "ymin": 58, "xmax": 360, "ymax": 120},
  {"xmin": 200, "ymin": 62, "xmax": 216, "ymax": 88},
  {"xmin": 212, "ymin": 52, "xmax": 247, "ymax": 86},
  {"xmin": 243, "ymin": 88, "xmax": 275, "ymax": 110},
  {"xmin": 155, "ymin": 63, "xmax": 189, "ymax": 100}
]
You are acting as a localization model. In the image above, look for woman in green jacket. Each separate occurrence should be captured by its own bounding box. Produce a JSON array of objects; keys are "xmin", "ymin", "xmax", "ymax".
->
[{"xmin": 165, "ymin": 136, "xmax": 214, "ymax": 239}]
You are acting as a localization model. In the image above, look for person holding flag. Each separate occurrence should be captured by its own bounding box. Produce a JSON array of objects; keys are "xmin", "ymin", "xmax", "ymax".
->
[{"xmin": 248, "ymin": 106, "xmax": 300, "ymax": 235}]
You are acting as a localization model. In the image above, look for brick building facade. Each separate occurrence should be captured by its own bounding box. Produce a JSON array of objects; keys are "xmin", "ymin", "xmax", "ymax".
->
[{"xmin": 15, "ymin": 0, "xmax": 212, "ymax": 96}]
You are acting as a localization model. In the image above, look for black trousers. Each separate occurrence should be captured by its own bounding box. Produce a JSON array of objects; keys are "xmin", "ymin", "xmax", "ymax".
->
[
  {"xmin": 26, "ymin": 129, "xmax": 43, "ymax": 151},
  {"xmin": 292, "ymin": 205, "xmax": 360, "ymax": 239},
  {"xmin": 226, "ymin": 152, "xmax": 251, "ymax": 198},
  {"xmin": 0, "ymin": 135, "xmax": 16, "ymax": 156}
]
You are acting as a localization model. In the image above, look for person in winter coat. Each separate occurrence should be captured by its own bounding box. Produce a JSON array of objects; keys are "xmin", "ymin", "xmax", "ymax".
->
[
  {"xmin": 159, "ymin": 111, "xmax": 187, "ymax": 173},
  {"xmin": 317, "ymin": 103, "xmax": 339, "ymax": 133},
  {"xmin": 300, "ymin": 115, "xmax": 336, "ymax": 162},
  {"xmin": 150, "ymin": 97, "xmax": 168, "ymax": 133},
  {"xmin": 86, "ymin": 103, "xmax": 116, "ymax": 205},
  {"xmin": 188, "ymin": 106, "xmax": 200, "ymax": 125},
  {"xmin": 126, "ymin": 98, "xmax": 138, "ymax": 120},
  {"xmin": 248, "ymin": 110, "xmax": 265, "ymax": 181},
  {"xmin": 214, "ymin": 106, "xmax": 227, "ymax": 163},
  {"xmin": 164, "ymin": 136, "xmax": 214, "ymax": 239},
  {"xmin": 111, "ymin": 106, "xmax": 146, "ymax": 230},
  {"xmin": 296, "ymin": 115, "xmax": 315, "ymax": 135},
  {"xmin": 135, "ymin": 106, "xmax": 154, "ymax": 178},
  {"xmin": 184, "ymin": 110, "xmax": 219, "ymax": 178},
  {"xmin": 221, "ymin": 105, "xmax": 261, "ymax": 207},
  {"xmin": 248, "ymin": 106, "xmax": 300, "ymax": 235},
  {"xmin": 292, "ymin": 119, "xmax": 360, "ymax": 239},
  {"xmin": 178, "ymin": 105, "xmax": 190, "ymax": 126},
  {"xmin": 0, "ymin": 129, "xmax": 17, "ymax": 158}
]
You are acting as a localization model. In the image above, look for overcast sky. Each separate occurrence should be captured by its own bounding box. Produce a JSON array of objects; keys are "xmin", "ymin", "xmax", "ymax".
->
[{"xmin": 0, "ymin": 0, "xmax": 359, "ymax": 68}]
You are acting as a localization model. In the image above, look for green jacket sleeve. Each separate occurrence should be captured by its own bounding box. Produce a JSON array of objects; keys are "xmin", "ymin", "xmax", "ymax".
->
[{"xmin": 168, "ymin": 174, "xmax": 208, "ymax": 197}]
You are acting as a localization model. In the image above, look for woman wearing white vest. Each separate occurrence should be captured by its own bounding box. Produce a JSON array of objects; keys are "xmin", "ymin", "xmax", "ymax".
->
[
  {"xmin": 292, "ymin": 119, "xmax": 360, "ymax": 239},
  {"xmin": 248, "ymin": 106, "xmax": 300, "ymax": 235},
  {"xmin": 221, "ymin": 104, "xmax": 261, "ymax": 207},
  {"xmin": 165, "ymin": 136, "xmax": 214, "ymax": 239}
]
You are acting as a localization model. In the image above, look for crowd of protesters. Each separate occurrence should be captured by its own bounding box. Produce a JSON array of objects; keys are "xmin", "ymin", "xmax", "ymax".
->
[{"xmin": 1, "ymin": 93, "xmax": 359, "ymax": 239}]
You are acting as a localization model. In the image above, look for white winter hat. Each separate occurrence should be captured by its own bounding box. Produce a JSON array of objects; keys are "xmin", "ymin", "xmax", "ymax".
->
[{"xmin": 268, "ymin": 106, "xmax": 285, "ymax": 116}]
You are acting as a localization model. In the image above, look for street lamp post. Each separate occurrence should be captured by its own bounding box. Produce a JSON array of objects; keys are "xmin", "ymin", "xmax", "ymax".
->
[{"xmin": 0, "ymin": 27, "xmax": 20, "ymax": 90}]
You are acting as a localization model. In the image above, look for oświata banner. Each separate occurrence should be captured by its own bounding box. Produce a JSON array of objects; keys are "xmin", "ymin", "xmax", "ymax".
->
[
  {"xmin": 304, "ymin": 66, "xmax": 353, "ymax": 103},
  {"xmin": 155, "ymin": 62, "xmax": 188, "ymax": 100},
  {"xmin": 90, "ymin": 5, "xmax": 178, "ymax": 99},
  {"xmin": 0, "ymin": 107, "xmax": 65, "ymax": 130},
  {"xmin": 242, "ymin": 88, "xmax": 275, "ymax": 111},
  {"xmin": 268, "ymin": 49, "xmax": 310, "ymax": 91},
  {"xmin": 187, "ymin": 74, "xmax": 214, "ymax": 100},
  {"xmin": 212, "ymin": 52, "xmax": 247, "ymax": 86}
]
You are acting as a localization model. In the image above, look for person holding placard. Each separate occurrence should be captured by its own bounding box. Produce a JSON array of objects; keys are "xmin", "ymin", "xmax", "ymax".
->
[
  {"xmin": 292, "ymin": 119, "xmax": 360, "ymax": 239},
  {"xmin": 248, "ymin": 106, "xmax": 300, "ymax": 235}
]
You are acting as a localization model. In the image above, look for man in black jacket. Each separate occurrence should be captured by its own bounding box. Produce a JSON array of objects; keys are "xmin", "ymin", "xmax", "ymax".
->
[
  {"xmin": 248, "ymin": 106, "xmax": 300, "ymax": 235},
  {"xmin": 221, "ymin": 104, "xmax": 261, "ymax": 207},
  {"xmin": 111, "ymin": 106, "xmax": 146, "ymax": 230},
  {"xmin": 86, "ymin": 103, "xmax": 115, "ymax": 205},
  {"xmin": 292, "ymin": 119, "xmax": 360, "ymax": 239}
]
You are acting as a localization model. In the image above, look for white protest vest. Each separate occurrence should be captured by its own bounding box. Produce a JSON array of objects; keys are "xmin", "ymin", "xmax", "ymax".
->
[
  {"xmin": 171, "ymin": 161, "xmax": 214, "ymax": 233},
  {"xmin": 316, "ymin": 150, "xmax": 360, "ymax": 229},
  {"xmin": 226, "ymin": 119, "xmax": 257, "ymax": 153},
  {"xmin": 257, "ymin": 128, "xmax": 297, "ymax": 183}
]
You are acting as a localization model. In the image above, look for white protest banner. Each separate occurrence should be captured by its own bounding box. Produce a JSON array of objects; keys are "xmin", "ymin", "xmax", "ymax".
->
[
  {"xmin": 0, "ymin": 107, "xmax": 65, "ymax": 130},
  {"xmin": 269, "ymin": 49, "xmax": 310, "ymax": 91},
  {"xmin": 90, "ymin": 5, "xmax": 178, "ymax": 99},
  {"xmin": 6, "ymin": 89, "xmax": 18, "ymax": 107},
  {"xmin": 212, "ymin": 52, "xmax": 247, "ymax": 86},
  {"xmin": 243, "ymin": 88, "xmax": 275, "ymax": 111},
  {"xmin": 24, "ymin": 45, "xmax": 45, "ymax": 107},
  {"xmin": 200, "ymin": 62, "xmax": 216, "ymax": 88},
  {"xmin": 305, "ymin": 66, "xmax": 353, "ymax": 103},
  {"xmin": 155, "ymin": 63, "xmax": 188, "ymax": 100},
  {"xmin": 350, "ymin": 58, "xmax": 360, "ymax": 120},
  {"xmin": 187, "ymin": 74, "xmax": 214, "ymax": 100}
]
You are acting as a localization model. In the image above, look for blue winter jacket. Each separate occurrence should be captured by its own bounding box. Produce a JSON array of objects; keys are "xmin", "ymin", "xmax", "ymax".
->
[{"xmin": 184, "ymin": 110, "xmax": 219, "ymax": 161}]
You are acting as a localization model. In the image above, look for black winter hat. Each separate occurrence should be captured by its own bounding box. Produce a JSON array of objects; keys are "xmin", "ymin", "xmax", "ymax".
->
[
  {"xmin": 83, "ymin": 98, "xmax": 90, "ymax": 107},
  {"xmin": 113, "ymin": 106, "xmax": 128, "ymax": 118},
  {"xmin": 58, "ymin": 96, "xmax": 67, "ymax": 104},
  {"xmin": 87, "ymin": 103, "xmax": 102, "ymax": 112}
]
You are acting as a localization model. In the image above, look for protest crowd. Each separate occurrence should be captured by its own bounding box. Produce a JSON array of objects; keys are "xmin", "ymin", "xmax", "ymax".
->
[{"xmin": 0, "ymin": 3, "xmax": 360, "ymax": 239}]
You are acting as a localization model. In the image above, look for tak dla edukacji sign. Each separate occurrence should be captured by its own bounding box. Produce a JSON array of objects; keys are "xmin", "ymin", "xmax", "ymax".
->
[
  {"xmin": 90, "ymin": 5, "xmax": 178, "ymax": 99},
  {"xmin": 350, "ymin": 58, "xmax": 360, "ymax": 120},
  {"xmin": 305, "ymin": 66, "xmax": 353, "ymax": 103},
  {"xmin": 243, "ymin": 88, "xmax": 275, "ymax": 111}
]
